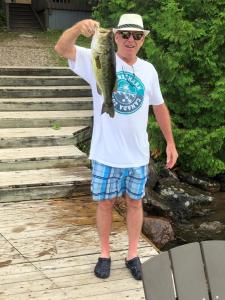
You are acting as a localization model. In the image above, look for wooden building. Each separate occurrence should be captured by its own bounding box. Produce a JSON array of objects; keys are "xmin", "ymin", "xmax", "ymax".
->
[{"xmin": 4, "ymin": 0, "xmax": 98, "ymax": 31}]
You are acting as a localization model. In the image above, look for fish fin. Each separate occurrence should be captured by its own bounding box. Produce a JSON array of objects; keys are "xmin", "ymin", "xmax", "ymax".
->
[
  {"xmin": 96, "ymin": 84, "xmax": 102, "ymax": 95},
  {"xmin": 95, "ymin": 56, "xmax": 101, "ymax": 69},
  {"xmin": 101, "ymin": 102, "xmax": 115, "ymax": 118}
]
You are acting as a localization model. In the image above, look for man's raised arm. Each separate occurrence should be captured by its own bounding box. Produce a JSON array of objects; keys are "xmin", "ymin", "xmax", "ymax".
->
[{"xmin": 54, "ymin": 19, "xmax": 99, "ymax": 60}]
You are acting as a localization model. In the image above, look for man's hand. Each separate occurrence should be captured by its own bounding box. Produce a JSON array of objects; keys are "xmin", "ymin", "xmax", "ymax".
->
[
  {"xmin": 166, "ymin": 142, "xmax": 178, "ymax": 169},
  {"xmin": 77, "ymin": 19, "xmax": 100, "ymax": 37},
  {"xmin": 54, "ymin": 19, "xmax": 99, "ymax": 60}
]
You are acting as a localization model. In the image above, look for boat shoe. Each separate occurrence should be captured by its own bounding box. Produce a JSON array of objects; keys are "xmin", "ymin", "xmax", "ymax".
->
[
  {"xmin": 94, "ymin": 257, "xmax": 111, "ymax": 279},
  {"xmin": 125, "ymin": 256, "xmax": 142, "ymax": 280}
]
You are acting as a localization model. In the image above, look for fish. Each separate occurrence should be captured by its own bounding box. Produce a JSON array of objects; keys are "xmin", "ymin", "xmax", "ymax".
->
[{"xmin": 91, "ymin": 27, "xmax": 117, "ymax": 118}]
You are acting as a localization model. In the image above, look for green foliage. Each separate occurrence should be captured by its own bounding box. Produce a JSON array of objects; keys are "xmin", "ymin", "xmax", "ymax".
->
[
  {"xmin": 51, "ymin": 123, "xmax": 61, "ymax": 130},
  {"xmin": 148, "ymin": 116, "xmax": 225, "ymax": 177},
  {"xmin": 77, "ymin": 140, "xmax": 91, "ymax": 155},
  {"xmin": 93, "ymin": 0, "xmax": 225, "ymax": 177},
  {"xmin": 0, "ymin": 0, "xmax": 6, "ymax": 28}
]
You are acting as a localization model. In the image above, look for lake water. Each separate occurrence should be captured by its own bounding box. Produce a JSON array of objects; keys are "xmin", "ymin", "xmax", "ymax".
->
[{"xmin": 163, "ymin": 192, "xmax": 225, "ymax": 250}]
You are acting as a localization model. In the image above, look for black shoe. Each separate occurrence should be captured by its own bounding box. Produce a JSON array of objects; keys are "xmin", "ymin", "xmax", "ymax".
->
[
  {"xmin": 125, "ymin": 257, "xmax": 142, "ymax": 280},
  {"xmin": 94, "ymin": 257, "xmax": 111, "ymax": 279}
]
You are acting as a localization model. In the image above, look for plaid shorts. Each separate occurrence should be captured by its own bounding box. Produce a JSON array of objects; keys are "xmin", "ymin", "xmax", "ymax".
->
[{"xmin": 91, "ymin": 160, "xmax": 148, "ymax": 201}]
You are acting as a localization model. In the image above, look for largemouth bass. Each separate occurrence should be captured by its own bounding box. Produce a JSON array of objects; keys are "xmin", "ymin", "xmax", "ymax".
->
[{"xmin": 91, "ymin": 28, "xmax": 116, "ymax": 118}]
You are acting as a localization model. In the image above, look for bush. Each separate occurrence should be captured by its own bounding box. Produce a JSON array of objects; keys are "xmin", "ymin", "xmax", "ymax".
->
[
  {"xmin": 93, "ymin": 0, "xmax": 225, "ymax": 177},
  {"xmin": 0, "ymin": 0, "xmax": 6, "ymax": 28}
]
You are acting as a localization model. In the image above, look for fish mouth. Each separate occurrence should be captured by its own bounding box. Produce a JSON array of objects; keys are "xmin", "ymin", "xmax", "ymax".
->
[{"xmin": 99, "ymin": 27, "xmax": 111, "ymax": 32}]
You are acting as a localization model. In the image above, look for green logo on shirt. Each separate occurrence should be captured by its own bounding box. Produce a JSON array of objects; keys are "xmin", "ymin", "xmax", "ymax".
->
[{"xmin": 112, "ymin": 71, "xmax": 144, "ymax": 114}]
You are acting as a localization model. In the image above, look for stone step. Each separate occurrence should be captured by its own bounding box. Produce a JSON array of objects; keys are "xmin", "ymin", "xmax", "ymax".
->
[
  {"xmin": 0, "ymin": 145, "xmax": 89, "ymax": 171},
  {"xmin": 0, "ymin": 166, "xmax": 91, "ymax": 202},
  {"xmin": 0, "ymin": 110, "xmax": 93, "ymax": 128},
  {"xmin": 0, "ymin": 86, "xmax": 92, "ymax": 98},
  {"xmin": 0, "ymin": 67, "xmax": 74, "ymax": 76},
  {"xmin": 0, "ymin": 76, "xmax": 88, "ymax": 86},
  {"xmin": 0, "ymin": 97, "xmax": 93, "ymax": 111},
  {"xmin": 0, "ymin": 126, "xmax": 92, "ymax": 148}
]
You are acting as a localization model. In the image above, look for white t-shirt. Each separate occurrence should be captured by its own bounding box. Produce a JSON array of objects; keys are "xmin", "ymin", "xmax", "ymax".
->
[{"xmin": 69, "ymin": 46, "xmax": 164, "ymax": 168}]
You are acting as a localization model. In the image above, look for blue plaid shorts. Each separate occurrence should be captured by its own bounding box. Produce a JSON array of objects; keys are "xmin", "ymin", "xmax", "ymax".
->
[{"xmin": 91, "ymin": 160, "xmax": 148, "ymax": 201}]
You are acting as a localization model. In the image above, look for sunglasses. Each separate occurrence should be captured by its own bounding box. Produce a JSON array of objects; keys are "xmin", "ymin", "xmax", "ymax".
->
[{"xmin": 119, "ymin": 31, "xmax": 144, "ymax": 41}]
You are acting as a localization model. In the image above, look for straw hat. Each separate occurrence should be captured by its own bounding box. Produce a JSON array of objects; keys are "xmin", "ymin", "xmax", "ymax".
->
[{"xmin": 113, "ymin": 13, "xmax": 150, "ymax": 36}]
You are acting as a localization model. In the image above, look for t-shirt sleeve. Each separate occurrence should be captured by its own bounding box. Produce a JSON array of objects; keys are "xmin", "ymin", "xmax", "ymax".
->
[
  {"xmin": 149, "ymin": 66, "xmax": 164, "ymax": 105},
  {"xmin": 68, "ymin": 46, "xmax": 93, "ymax": 85}
]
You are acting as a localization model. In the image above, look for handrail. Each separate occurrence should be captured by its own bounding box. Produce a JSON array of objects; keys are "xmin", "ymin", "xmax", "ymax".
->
[{"xmin": 30, "ymin": 4, "xmax": 46, "ymax": 31}]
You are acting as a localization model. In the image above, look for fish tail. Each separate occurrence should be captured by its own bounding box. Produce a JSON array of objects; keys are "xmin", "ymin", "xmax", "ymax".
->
[{"xmin": 101, "ymin": 102, "xmax": 115, "ymax": 118}]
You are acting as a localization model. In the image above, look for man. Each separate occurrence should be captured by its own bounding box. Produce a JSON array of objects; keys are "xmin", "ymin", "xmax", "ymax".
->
[{"xmin": 55, "ymin": 13, "xmax": 178, "ymax": 281}]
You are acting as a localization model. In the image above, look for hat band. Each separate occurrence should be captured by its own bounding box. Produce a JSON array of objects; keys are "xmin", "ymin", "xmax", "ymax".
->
[{"xmin": 117, "ymin": 24, "xmax": 144, "ymax": 30}]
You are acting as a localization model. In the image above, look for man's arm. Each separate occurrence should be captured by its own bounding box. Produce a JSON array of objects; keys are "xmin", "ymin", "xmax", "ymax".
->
[
  {"xmin": 54, "ymin": 19, "xmax": 99, "ymax": 60},
  {"xmin": 152, "ymin": 103, "xmax": 178, "ymax": 169}
]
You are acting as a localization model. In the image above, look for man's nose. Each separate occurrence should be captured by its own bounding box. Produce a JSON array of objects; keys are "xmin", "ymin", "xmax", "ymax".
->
[{"xmin": 127, "ymin": 34, "xmax": 135, "ymax": 41}]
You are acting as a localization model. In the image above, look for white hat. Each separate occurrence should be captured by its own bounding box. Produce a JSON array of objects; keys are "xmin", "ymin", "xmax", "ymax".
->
[{"xmin": 113, "ymin": 13, "xmax": 150, "ymax": 36}]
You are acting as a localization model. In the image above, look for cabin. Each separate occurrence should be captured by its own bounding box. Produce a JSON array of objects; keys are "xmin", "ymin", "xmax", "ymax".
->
[{"xmin": 4, "ymin": 0, "xmax": 98, "ymax": 31}]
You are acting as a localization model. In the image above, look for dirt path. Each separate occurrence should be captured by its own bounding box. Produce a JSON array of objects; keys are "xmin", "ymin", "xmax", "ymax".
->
[{"xmin": 0, "ymin": 31, "xmax": 61, "ymax": 67}]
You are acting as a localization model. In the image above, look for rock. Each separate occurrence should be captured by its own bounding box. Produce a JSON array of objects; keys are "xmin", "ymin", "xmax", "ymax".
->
[
  {"xmin": 157, "ymin": 163, "xmax": 179, "ymax": 180},
  {"xmin": 147, "ymin": 158, "xmax": 159, "ymax": 189},
  {"xmin": 143, "ymin": 188, "xmax": 171, "ymax": 216},
  {"xmin": 142, "ymin": 216, "xmax": 175, "ymax": 249},
  {"xmin": 156, "ymin": 177, "xmax": 214, "ymax": 221},
  {"xmin": 161, "ymin": 237, "xmax": 188, "ymax": 251},
  {"xmin": 173, "ymin": 223, "xmax": 200, "ymax": 243},
  {"xmin": 177, "ymin": 170, "xmax": 221, "ymax": 193},
  {"xmin": 199, "ymin": 221, "xmax": 225, "ymax": 232}
]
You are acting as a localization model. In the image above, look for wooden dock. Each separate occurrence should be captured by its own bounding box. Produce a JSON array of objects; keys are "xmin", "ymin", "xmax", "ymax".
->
[{"xmin": 0, "ymin": 194, "xmax": 158, "ymax": 300}]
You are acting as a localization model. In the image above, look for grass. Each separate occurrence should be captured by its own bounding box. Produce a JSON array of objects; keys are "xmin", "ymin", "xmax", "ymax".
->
[
  {"xmin": 0, "ymin": 29, "xmax": 20, "ymax": 41},
  {"xmin": 35, "ymin": 30, "xmax": 92, "ymax": 66}
]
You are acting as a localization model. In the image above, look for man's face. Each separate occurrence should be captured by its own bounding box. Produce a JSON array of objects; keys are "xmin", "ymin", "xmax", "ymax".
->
[{"xmin": 114, "ymin": 30, "xmax": 145, "ymax": 57}]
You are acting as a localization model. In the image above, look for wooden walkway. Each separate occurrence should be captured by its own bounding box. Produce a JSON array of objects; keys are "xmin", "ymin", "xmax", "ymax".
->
[{"xmin": 0, "ymin": 194, "xmax": 158, "ymax": 300}]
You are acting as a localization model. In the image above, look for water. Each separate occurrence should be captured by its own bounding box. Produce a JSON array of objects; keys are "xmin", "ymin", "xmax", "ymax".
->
[
  {"xmin": 162, "ymin": 192, "xmax": 225, "ymax": 250},
  {"xmin": 208, "ymin": 192, "xmax": 225, "ymax": 223}
]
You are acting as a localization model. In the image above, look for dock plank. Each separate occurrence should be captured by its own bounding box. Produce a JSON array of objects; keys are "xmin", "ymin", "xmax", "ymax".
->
[{"xmin": 0, "ymin": 195, "xmax": 158, "ymax": 299}]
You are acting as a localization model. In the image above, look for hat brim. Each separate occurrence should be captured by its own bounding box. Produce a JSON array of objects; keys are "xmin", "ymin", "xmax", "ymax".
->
[{"xmin": 113, "ymin": 27, "xmax": 150, "ymax": 36}]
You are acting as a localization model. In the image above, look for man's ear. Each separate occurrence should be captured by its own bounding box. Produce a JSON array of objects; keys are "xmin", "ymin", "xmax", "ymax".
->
[{"xmin": 114, "ymin": 32, "xmax": 119, "ymax": 43}]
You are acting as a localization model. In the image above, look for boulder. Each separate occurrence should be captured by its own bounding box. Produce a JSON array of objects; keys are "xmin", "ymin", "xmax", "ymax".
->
[
  {"xmin": 177, "ymin": 170, "xmax": 221, "ymax": 193},
  {"xmin": 159, "ymin": 165, "xmax": 179, "ymax": 180},
  {"xmin": 156, "ymin": 177, "xmax": 214, "ymax": 221},
  {"xmin": 143, "ymin": 188, "xmax": 171, "ymax": 216},
  {"xmin": 147, "ymin": 158, "xmax": 160, "ymax": 189},
  {"xmin": 142, "ymin": 216, "xmax": 175, "ymax": 249},
  {"xmin": 199, "ymin": 221, "xmax": 225, "ymax": 232}
]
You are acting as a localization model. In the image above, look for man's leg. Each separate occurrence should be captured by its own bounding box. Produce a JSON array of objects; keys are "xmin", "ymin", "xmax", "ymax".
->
[
  {"xmin": 94, "ymin": 198, "xmax": 116, "ymax": 279},
  {"xmin": 96, "ymin": 199, "xmax": 116, "ymax": 258},
  {"xmin": 125, "ymin": 195, "xmax": 143, "ymax": 260},
  {"xmin": 125, "ymin": 194, "xmax": 143, "ymax": 280}
]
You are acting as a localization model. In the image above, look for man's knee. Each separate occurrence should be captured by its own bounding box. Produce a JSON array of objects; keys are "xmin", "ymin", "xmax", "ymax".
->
[
  {"xmin": 126, "ymin": 196, "xmax": 142, "ymax": 209},
  {"xmin": 98, "ymin": 199, "xmax": 115, "ymax": 211}
]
